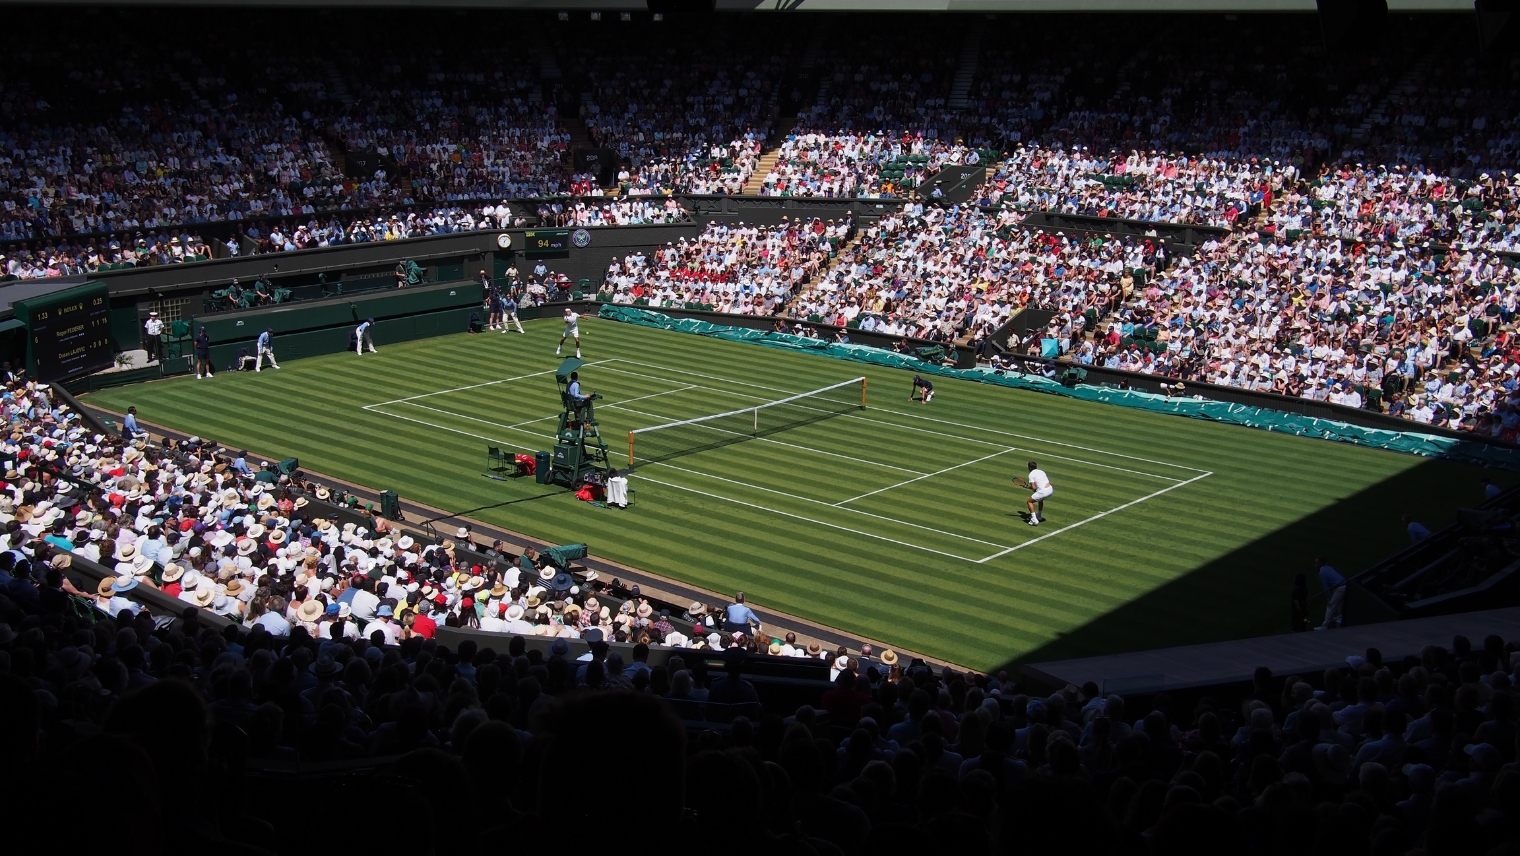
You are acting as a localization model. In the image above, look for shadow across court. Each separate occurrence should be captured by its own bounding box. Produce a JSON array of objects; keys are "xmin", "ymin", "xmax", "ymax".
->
[{"xmin": 992, "ymin": 456, "xmax": 1497, "ymax": 680}]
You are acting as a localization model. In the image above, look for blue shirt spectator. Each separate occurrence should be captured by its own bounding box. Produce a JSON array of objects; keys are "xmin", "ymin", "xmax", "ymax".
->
[
  {"xmin": 724, "ymin": 598, "xmax": 760, "ymax": 632},
  {"xmin": 1319, "ymin": 563, "xmax": 1347, "ymax": 590}
]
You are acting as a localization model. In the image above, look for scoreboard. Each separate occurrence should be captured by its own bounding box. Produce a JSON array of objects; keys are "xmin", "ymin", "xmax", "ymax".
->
[
  {"xmin": 523, "ymin": 229, "xmax": 570, "ymax": 257},
  {"xmin": 13, "ymin": 283, "xmax": 114, "ymax": 382}
]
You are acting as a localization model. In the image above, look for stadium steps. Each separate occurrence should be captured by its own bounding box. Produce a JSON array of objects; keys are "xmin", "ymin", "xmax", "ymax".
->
[
  {"xmin": 320, "ymin": 60, "xmax": 354, "ymax": 108},
  {"xmin": 743, "ymin": 149, "xmax": 784, "ymax": 195},
  {"xmin": 1352, "ymin": 22, "xmax": 1457, "ymax": 141},
  {"xmin": 534, "ymin": 36, "xmax": 562, "ymax": 81},
  {"xmin": 948, "ymin": 30, "xmax": 983, "ymax": 110},
  {"xmin": 777, "ymin": 228, "xmax": 864, "ymax": 317},
  {"xmin": 564, "ymin": 112, "xmax": 596, "ymax": 153},
  {"xmin": 811, "ymin": 228, "xmax": 865, "ymax": 284}
]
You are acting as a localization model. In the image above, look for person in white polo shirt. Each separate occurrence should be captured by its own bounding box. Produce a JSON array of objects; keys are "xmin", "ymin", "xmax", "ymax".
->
[
  {"xmin": 1024, "ymin": 461, "xmax": 1054, "ymax": 526},
  {"xmin": 143, "ymin": 311, "xmax": 164, "ymax": 363}
]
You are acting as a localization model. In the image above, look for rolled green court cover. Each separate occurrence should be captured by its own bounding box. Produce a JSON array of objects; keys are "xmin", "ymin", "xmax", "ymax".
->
[
  {"xmin": 598, "ymin": 305, "xmax": 1520, "ymax": 472},
  {"xmin": 541, "ymin": 544, "xmax": 589, "ymax": 568}
]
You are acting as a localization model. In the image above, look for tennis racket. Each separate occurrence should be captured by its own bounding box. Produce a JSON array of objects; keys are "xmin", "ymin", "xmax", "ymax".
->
[{"xmin": 1011, "ymin": 476, "xmax": 1034, "ymax": 490}]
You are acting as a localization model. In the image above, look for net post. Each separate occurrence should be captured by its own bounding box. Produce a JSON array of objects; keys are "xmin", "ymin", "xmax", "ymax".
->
[
  {"xmin": 753, "ymin": 407, "xmax": 758, "ymax": 436},
  {"xmin": 861, "ymin": 377, "xmax": 867, "ymax": 407},
  {"xmin": 627, "ymin": 432, "xmax": 635, "ymax": 467}
]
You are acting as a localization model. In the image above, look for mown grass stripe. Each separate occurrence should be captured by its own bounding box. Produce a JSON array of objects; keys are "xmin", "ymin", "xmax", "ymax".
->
[{"xmin": 83, "ymin": 316, "xmax": 1504, "ymax": 669}]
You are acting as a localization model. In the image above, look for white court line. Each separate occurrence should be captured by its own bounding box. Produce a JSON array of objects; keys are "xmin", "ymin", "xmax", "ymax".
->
[
  {"xmin": 380, "ymin": 383, "xmax": 699, "ymax": 440},
  {"xmin": 396, "ymin": 384, "xmax": 702, "ymax": 434},
  {"xmin": 367, "ymin": 396, "xmax": 1207, "ymax": 563},
  {"xmin": 835, "ymin": 449, "xmax": 1017, "ymax": 506},
  {"xmin": 613, "ymin": 404, "xmax": 927, "ymax": 476},
  {"xmin": 651, "ymin": 461, "xmax": 1011, "ymax": 549},
  {"xmin": 636, "ymin": 474, "xmax": 990, "ymax": 563},
  {"xmin": 366, "ymin": 359, "xmax": 613, "ymax": 407},
  {"xmin": 363, "ymin": 406, "xmax": 543, "ymax": 455},
  {"xmin": 363, "ymin": 360, "xmax": 1211, "ymax": 561},
  {"xmin": 864, "ymin": 408, "xmax": 1210, "ymax": 475},
  {"xmin": 974, "ymin": 472, "xmax": 1215, "ymax": 563},
  {"xmin": 601, "ymin": 362, "xmax": 1183, "ymax": 483},
  {"xmin": 837, "ymin": 413, "xmax": 1187, "ymax": 484},
  {"xmin": 606, "ymin": 358, "xmax": 1207, "ymax": 475}
]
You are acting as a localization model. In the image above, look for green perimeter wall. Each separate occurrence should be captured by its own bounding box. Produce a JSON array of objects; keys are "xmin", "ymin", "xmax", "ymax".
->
[{"xmin": 189, "ymin": 280, "xmax": 483, "ymax": 370}]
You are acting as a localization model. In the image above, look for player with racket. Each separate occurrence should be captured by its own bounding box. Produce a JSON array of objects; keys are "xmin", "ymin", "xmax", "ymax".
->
[{"xmin": 1017, "ymin": 461, "xmax": 1054, "ymax": 526}]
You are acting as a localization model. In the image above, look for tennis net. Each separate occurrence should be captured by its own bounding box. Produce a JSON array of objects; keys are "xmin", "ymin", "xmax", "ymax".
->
[{"xmin": 627, "ymin": 377, "xmax": 867, "ymax": 467}]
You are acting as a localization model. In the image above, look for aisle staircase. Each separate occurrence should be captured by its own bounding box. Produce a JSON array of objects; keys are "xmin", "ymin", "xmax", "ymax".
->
[
  {"xmin": 318, "ymin": 60, "xmax": 356, "ymax": 175},
  {"xmin": 1351, "ymin": 23, "xmax": 1456, "ymax": 142},
  {"xmin": 948, "ymin": 30, "xmax": 983, "ymax": 111},
  {"xmin": 743, "ymin": 148, "xmax": 784, "ymax": 195},
  {"xmin": 321, "ymin": 60, "xmax": 355, "ymax": 108},
  {"xmin": 526, "ymin": 19, "xmax": 560, "ymax": 106}
]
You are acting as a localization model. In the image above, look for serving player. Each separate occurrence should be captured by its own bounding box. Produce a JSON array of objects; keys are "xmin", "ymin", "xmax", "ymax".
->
[
  {"xmin": 555, "ymin": 307, "xmax": 581, "ymax": 358},
  {"xmin": 1023, "ymin": 461, "xmax": 1053, "ymax": 526}
]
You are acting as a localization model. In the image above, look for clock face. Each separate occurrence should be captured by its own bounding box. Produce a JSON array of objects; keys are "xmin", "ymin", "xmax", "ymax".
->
[
  {"xmin": 496, "ymin": 233, "xmax": 512, "ymax": 249},
  {"xmin": 571, "ymin": 228, "xmax": 592, "ymax": 249}
]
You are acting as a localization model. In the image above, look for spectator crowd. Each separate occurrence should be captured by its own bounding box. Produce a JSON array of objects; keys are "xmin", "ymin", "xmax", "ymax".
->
[
  {"xmin": 3, "ymin": 9, "xmax": 1520, "ymax": 439},
  {"xmin": 4, "ymin": 373, "xmax": 1520, "ymax": 855},
  {"xmin": 600, "ymin": 217, "xmax": 850, "ymax": 315}
]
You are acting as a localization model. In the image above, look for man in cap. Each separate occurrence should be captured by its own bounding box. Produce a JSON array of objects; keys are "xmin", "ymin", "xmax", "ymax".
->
[
  {"xmin": 911, "ymin": 374, "xmax": 934, "ymax": 403},
  {"xmin": 143, "ymin": 310, "xmax": 164, "ymax": 364},
  {"xmin": 255, "ymin": 328, "xmax": 280, "ymax": 372},
  {"xmin": 195, "ymin": 326, "xmax": 214, "ymax": 379},
  {"xmin": 367, "ymin": 605, "xmax": 401, "ymax": 645},
  {"xmin": 354, "ymin": 318, "xmax": 377, "ymax": 355},
  {"xmin": 502, "ymin": 286, "xmax": 525, "ymax": 334}
]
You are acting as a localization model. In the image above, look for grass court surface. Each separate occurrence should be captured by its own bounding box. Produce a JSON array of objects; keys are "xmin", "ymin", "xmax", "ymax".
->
[{"xmin": 82, "ymin": 316, "xmax": 1504, "ymax": 670}]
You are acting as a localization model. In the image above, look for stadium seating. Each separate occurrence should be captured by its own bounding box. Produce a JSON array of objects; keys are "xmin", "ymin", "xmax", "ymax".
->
[
  {"xmin": 4, "ymin": 9, "xmax": 1520, "ymax": 436},
  {"xmin": 6, "ymin": 376, "xmax": 1520, "ymax": 853}
]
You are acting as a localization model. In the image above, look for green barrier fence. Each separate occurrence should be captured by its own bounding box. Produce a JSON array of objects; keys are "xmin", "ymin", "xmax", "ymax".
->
[
  {"xmin": 193, "ymin": 280, "xmax": 483, "ymax": 343},
  {"xmin": 598, "ymin": 305, "xmax": 1520, "ymax": 472},
  {"xmin": 200, "ymin": 306, "xmax": 476, "ymax": 369}
]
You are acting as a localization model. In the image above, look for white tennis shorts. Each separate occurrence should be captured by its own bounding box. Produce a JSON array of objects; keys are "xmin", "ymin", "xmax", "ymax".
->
[{"xmin": 1031, "ymin": 486, "xmax": 1054, "ymax": 501}]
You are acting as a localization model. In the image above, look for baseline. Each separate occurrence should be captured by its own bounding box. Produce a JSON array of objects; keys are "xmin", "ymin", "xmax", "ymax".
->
[{"xmin": 973, "ymin": 471, "xmax": 1215, "ymax": 563}]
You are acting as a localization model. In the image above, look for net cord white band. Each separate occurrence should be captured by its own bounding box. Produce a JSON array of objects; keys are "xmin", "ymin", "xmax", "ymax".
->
[{"xmin": 629, "ymin": 376, "xmax": 865, "ymax": 439}]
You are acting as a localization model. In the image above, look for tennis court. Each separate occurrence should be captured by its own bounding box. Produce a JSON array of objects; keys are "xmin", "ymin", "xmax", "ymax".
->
[
  {"xmin": 363, "ymin": 357, "xmax": 1212, "ymax": 564},
  {"xmin": 80, "ymin": 316, "xmax": 1497, "ymax": 669}
]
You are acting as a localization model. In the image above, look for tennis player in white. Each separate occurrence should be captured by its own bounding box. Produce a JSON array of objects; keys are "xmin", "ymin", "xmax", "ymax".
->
[
  {"xmin": 556, "ymin": 308, "xmax": 581, "ymax": 358},
  {"xmin": 1025, "ymin": 461, "xmax": 1053, "ymax": 525}
]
